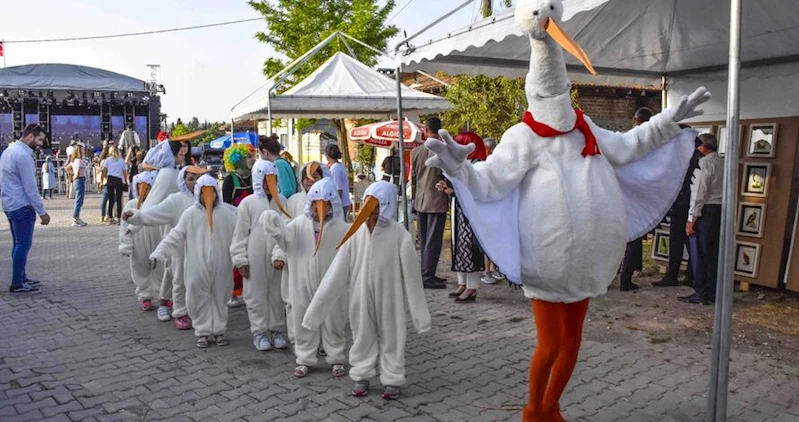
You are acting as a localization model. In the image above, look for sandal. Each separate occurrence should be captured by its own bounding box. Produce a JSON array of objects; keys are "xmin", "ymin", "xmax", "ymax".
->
[
  {"xmin": 352, "ymin": 380, "xmax": 369, "ymax": 397},
  {"xmin": 197, "ymin": 336, "xmax": 209, "ymax": 348},
  {"xmin": 448, "ymin": 286, "xmax": 466, "ymax": 297},
  {"xmin": 331, "ymin": 364, "xmax": 346, "ymax": 378},
  {"xmin": 382, "ymin": 386, "xmax": 400, "ymax": 400},
  {"xmin": 214, "ymin": 334, "xmax": 229, "ymax": 346},
  {"xmin": 293, "ymin": 365, "xmax": 310, "ymax": 378}
]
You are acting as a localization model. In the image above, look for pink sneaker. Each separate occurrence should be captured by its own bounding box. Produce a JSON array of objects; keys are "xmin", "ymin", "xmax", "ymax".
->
[
  {"xmin": 167, "ymin": 300, "xmax": 174, "ymax": 309},
  {"xmin": 174, "ymin": 316, "xmax": 192, "ymax": 330},
  {"xmin": 141, "ymin": 300, "xmax": 155, "ymax": 311}
]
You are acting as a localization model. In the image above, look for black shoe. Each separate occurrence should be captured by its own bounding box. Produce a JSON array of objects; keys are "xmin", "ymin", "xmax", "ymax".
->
[
  {"xmin": 9, "ymin": 283, "xmax": 41, "ymax": 295},
  {"xmin": 433, "ymin": 276, "xmax": 448, "ymax": 284},
  {"xmin": 679, "ymin": 278, "xmax": 694, "ymax": 287},
  {"xmin": 24, "ymin": 279, "xmax": 41, "ymax": 287},
  {"xmin": 652, "ymin": 277, "xmax": 678, "ymax": 287},
  {"xmin": 448, "ymin": 288, "xmax": 466, "ymax": 297},
  {"xmin": 454, "ymin": 291, "xmax": 477, "ymax": 303},
  {"xmin": 423, "ymin": 280, "xmax": 447, "ymax": 289},
  {"xmin": 677, "ymin": 293, "xmax": 708, "ymax": 304},
  {"xmin": 620, "ymin": 283, "xmax": 639, "ymax": 292}
]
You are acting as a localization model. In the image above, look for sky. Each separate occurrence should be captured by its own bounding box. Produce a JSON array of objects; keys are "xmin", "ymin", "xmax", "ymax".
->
[{"xmin": 1, "ymin": 0, "xmax": 513, "ymax": 125}]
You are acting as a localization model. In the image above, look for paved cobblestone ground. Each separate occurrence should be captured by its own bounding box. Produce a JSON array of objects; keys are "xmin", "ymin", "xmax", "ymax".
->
[{"xmin": 2, "ymin": 194, "xmax": 798, "ymax": 421}]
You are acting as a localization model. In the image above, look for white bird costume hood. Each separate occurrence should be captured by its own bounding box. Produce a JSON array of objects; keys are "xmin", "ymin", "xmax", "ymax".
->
[
  {"xmin": 427, "ymin": 0, "xmax": 708, "ymax": 299},
  {"xmin": 132, "ymin": 170, "xmax": 158, "ymax": 208},
  {"xmin": 177, "ymin": 166, "xmax": 209, "ymax": 196},
  {"xmin": 251, "ymin": 159, "xmax": 291, "ymax": 218},
  {"xmin": 143, "ymin": 140, "xmax": 176, "ymax": 170},
  {"xmin": 194, "ymin": 174, "xmax": 222, "ymax": 231},
  {"xmin": 336, "ymin": 181, "xmax": 397, "ymax": 250},
  {"xmin": 304, "ymin": 178, "xmax": 344, "ymax": 255},
  {"xmin": 286, "ymin": 161, "xmax": 330, "ymax": 218}
]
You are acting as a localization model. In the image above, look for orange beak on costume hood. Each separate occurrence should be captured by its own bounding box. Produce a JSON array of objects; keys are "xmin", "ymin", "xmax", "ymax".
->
[
  {"xmin": 265, "ymin": 174, "xmax": 291, "ymax": 218},
  {"xmin": 545, "ymin": 17, "xmax": 597, "ymax": 76},
  {"xmin": 307, "ymin": 161, "xmax": 320, "ymax": 182},
  {"xmin": 313, "ymin": 200, "xmax": 330, "ymax": 256},
  {"xmin": 336, "ymin": 195, "xmax": 379, "ymax": 250},
  {"xmin": 136, "ymin": 183, "xmax": 151, "ymax": 209},
  {"xmin": 184, "ymin": 166, "xmax": 209, "ymax": 176},
  {"xmin": 201, "ymin": 186, "xmax": 216, "ymax": 232}
]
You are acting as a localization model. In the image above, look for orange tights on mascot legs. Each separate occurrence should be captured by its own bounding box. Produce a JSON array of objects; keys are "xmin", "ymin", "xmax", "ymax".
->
[{"xmin": 523, "ymin": 298, "xmax": 590, "ymax": 422}]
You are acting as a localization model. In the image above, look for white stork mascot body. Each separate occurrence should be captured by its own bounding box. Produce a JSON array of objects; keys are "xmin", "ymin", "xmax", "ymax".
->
[{"xmin": 425, "ymin": 0, "xmax": 710, "ymax": 420}]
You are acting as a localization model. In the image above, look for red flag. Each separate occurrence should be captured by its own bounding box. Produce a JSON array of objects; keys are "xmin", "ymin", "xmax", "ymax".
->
[{"xmin": 0, "ymin": 42, "xmax": 4, "ymax": 57}]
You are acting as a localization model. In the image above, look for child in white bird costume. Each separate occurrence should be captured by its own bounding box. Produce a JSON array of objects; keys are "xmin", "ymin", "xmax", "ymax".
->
[
  {"xmin": 302, "ymin": 181, "xmax": 431, "ymax": 400},
  {"xmin": 119, "ymin": 170, "xmax": 165, "ymax": 311},
  {"xmin": 150, "ymin": 174, "xmax": 237, "ymax": 348},
  {"xmin": 139, "ymin": 140, "xmax": 189, "ymax": 319},
  {"xmin": 230, "ymin": 159, "xmax": 292, "ymax": 352},
  {"xmin": 122, "ymin": 165, "xmax": 209, "ymax": 330},
  {"xmin": 263, "ymin": 178, "xmax": 349, "ymax": 379},
  {"xmin": 425, "ymin": 0, "xmax": 711, "ymax": 420}
]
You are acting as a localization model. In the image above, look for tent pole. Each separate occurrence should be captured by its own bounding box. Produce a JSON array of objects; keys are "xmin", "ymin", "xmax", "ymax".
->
[
  {"xmin": 267, "ymin": 95, "xmax": 273, "ymax": 136},
  {"xmin": 396, "ymin": 65, "xmax": 408, "ymax": 229},
  {"xmin": 707, "ymin": 0, "xmax": 741, "ymax": 420},
  {"xmin": 395, "ymin": 0, "xmax": 475, "ymax": 53}
]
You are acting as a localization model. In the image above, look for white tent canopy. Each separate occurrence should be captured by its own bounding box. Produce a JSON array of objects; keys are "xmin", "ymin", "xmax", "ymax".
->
[
  {"xmin": 232, "ymin": 52, "xmax": 450, "ymax": 121},
  {"xmin": 399, "ymin": 0, "xmax": 799, "ymax": 88}
]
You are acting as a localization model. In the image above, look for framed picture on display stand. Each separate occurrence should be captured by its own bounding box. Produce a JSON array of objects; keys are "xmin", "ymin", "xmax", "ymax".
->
[
  {"xmin": 652, "ymin": 229, "xmax": 670, "ymax": 261},
  {"xmin": 736, "ymin": 202, "xmax": 767, "ymax": 238},
  {"xmin": 741, "ymin": 163, "xmax": 771, "ymax": 197},
  {"xmin": 734, "ymin": 241, "xmax": 761, "ymax": 278},
  {"xmin": 746, "ymin": 123, "xmax": 777, "ymax": 158},
  {"xmin": 692, "ymin": 126, "xmax": 713, "ymax": 137},
  {"xmin": 717, "ymin": 125, "xmax": 727, "ymax": 156}
]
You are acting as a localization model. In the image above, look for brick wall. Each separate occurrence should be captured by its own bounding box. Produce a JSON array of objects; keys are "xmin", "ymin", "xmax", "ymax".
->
[{"xmin": 574, "ymin": 86, "xmax": 662, "ymax": 132}]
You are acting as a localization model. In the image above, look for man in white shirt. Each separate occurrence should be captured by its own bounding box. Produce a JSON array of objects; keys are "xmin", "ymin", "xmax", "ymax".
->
[
  {"xmin": 681, "ymin": 133, "xmax": 724, "ymax": 305},
  {"xmin": 119, "ymin": 124, "xmax": 141, "ymax": 156},
  {"xmin": 0, "ymin": 124, "xmax": 51, "ymax": 294}
]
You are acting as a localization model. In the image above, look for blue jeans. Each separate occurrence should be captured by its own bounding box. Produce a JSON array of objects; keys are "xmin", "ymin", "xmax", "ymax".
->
[
  {"xmin": 5, "ymin": 206, "xmax": 36, "ymax": 287},
  {"xmin": 101, "ymin": 185, "xmax": 108, "ymax": 218},
  {"xmin": 73, "ymin": 177, "xmax": 86, "ymax": 219}
]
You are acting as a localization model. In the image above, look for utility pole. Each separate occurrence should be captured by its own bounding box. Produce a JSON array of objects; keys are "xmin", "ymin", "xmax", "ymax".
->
[{"xmin": 482, "ymin": 0, "xmax": 492, "ymax": 18}]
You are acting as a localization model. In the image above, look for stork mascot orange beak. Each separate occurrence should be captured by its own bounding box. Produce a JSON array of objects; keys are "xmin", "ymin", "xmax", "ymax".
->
[
  {"xmin": 336, "ymin": 195, "xmax": 380, "ymax": 249},
  {"xmin": 265, "ymin": 173, "xmax": 291, "ymax": 218},
  {"xmin": 545, "ymin": 17, "xmax": 596, "ymax": 75},
  {"xmin": 184, "ymin": 165, "xmax": 209, "ymax": 177},
  {"xmin": 201, "ymin": 186, "xmax": 216, "ymax": 232},
  {"xmin": 306, "ymin": 161, "xmax": 320, "ymax": 182},
  {"xmin": 313, "ymin": 200, "xmax": 330, "ymax": 256}
]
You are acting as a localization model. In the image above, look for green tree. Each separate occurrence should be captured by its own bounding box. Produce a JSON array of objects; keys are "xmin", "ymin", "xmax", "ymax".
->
[
  {"xmin": 172, "ymin": 122, "xmax": 190, "ymax": 138},
  {"xmin": 192, "ymin": 123, "xmax": 226, "ymax": 146},
  {"xmin": 442, "ymin": 74, "xmax": 526, "ymax": 140},
  {"xmin": 187, "ymin": 117, "xmax": 201, "ymax": 132},
  {"xmin": 248, "ymin": 0, "xmax": 398, "ymax": 174}
]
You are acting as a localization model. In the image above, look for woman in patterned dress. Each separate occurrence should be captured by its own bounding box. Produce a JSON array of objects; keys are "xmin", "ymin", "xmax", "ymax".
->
[{"xmin": 437, "ymin": 132, "xmax": 487, "ymax": 303}]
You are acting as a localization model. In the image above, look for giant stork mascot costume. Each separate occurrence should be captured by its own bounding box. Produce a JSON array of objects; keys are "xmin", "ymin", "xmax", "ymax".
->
[{"xmin": 425, "ymin": 0, "xmax": 710, "ymax": 420}]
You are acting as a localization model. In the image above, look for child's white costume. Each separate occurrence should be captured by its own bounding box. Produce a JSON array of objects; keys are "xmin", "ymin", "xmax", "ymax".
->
[
  {"xmin": 151, "ymin": 175, "xmax": 236, "ymax": 340},
  {"xmin": 303, "ymin": 181, "xmax": 431, "ymax": 393},
  {"xmin": 263, "ymin": 179, "xmax": 349, "ymax": 372},
  {"xmin": 119, "ymin": 171, "xmax": 165, "ymax": 303},
  {"xmin": 230, "ymin": 160, "xmax": 291, "ymax": 350},
  {"xmin": 140, "ymin": 141, "xmax": 181, "ymax": 305},
  {"xmin": 125, "ymin": 166, "xmax": 208, "ymax": 324},
  {"xmin": 424, "ymin": 0, "xmax": 710, "ymax": 419},
  {"xmin": 281, "ymin": 160, "xmax": 329, "ymax": 343}
]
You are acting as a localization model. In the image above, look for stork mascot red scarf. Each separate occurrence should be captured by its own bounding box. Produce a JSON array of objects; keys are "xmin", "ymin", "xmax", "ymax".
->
[{"xmin": 425, "ymin": 0, "xmax": 711, "ymax": 420}]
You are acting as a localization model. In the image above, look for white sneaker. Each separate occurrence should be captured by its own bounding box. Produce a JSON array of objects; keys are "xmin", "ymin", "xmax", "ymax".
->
[
  {"xmin": 253, "ymin": 334, "xmax": 272, "ymax": 351},
  {"xmin": 226, "ymin": 296, "xmax": 244, "ymax": 308},
  {"xmin": 492, "ymin": 271, "xmax": 506, "ymax": 280},
  {"xmin": 482, "ymin": 274, "xmax": 499, "ymax": 285},
  {"xmin": 72, "ymin": 219, "xmax": 88, "ymax": 227},
  {"xmin": 272, "ymin": 332, "xmax": 288, "ymax": 350},
  {"xmin": 157, "ymin": 305, "xmax": 172, "ymax": 322}
]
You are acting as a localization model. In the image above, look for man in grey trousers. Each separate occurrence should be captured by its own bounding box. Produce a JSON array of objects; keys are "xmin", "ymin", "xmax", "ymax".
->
[{"xmin": 411, "ymin": 117, "xmax": 449, "ymax": 289}]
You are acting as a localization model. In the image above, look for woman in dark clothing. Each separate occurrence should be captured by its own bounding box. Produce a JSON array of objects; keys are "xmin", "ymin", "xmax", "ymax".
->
[
  {"xmin": 126, "ymin": 146, "xmax": 140, "ymax": 200},
  {"xmin": 437, "ymin": 132, "xmax": 487, "ymax": 303}
]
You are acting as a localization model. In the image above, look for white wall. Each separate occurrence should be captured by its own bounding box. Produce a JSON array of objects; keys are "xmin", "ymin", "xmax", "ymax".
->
[{"xmin": 669, "ymin": 62, "xmax": 799, "ymax": 122}]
